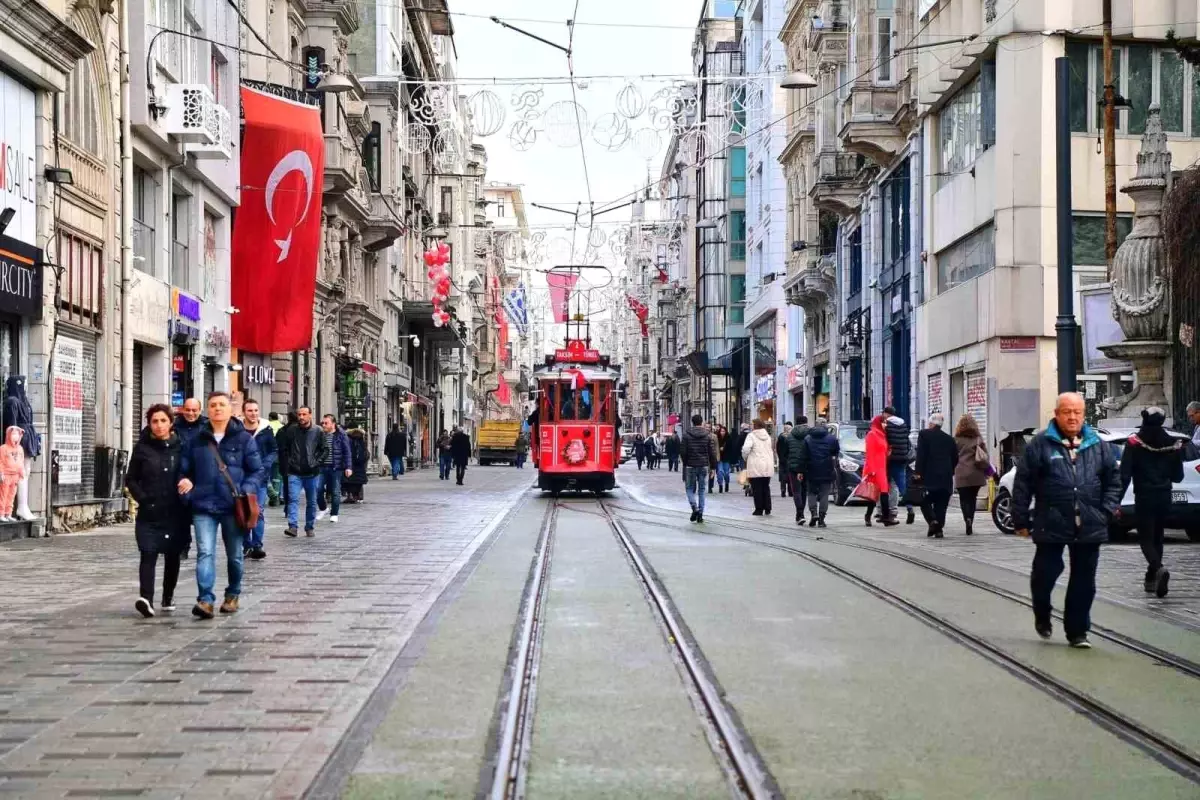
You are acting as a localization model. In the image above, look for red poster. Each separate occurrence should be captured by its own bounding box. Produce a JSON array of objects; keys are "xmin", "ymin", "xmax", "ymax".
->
[
  {"xmin": 231, "ymin": 87, "xmax": 325, "ymax": 353},
  {"xmin": 496, "ymin": 377, "xmax": 512, "ymax": 406},
  {"xmin": 546, "ymin": 272, "xmax": 579, "ymax": 323}
]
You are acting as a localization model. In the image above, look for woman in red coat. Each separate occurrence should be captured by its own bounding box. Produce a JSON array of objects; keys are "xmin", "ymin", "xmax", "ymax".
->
[{"xmin": 862, "ymin": 415, "xmax": 897, "ymax": 526}]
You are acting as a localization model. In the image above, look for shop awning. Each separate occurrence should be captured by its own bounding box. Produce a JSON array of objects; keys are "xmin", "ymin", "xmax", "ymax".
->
[
  {"xmin": 361, "ymin": 361, "xmax": 379, "ymax": 375},
  {"xmin": 406, "ymin": 392, "xmax": 433, "ymax": 407}
]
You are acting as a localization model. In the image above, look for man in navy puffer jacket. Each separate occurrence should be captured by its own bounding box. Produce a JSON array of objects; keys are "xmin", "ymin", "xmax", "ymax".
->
[{"xmin": 179, "ymin": 392, "xmax": 265, "ymax": 619}]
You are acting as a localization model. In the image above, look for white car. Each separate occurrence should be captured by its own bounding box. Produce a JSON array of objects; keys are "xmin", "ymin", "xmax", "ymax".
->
[{"xmin": 992, "ymin": 428, "xmax": 1200, "ymax": 542}]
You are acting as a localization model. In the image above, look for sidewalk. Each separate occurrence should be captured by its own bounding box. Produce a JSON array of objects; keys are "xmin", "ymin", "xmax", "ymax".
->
[{"xmin": 0, "ymin": 467, "xmax": 530, "ymax": 799}]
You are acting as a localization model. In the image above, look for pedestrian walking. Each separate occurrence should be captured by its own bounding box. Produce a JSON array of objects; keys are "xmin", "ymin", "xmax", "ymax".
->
[
  {"xmin": 263, "ymin": 412, "xmax": 282, "ymax": 507},
  {"xmin": 384, "ymin": 423, "xmax": 407, "ymax": 479},
  {"xmin": 241, "ymin": 399, "xmax": 276, "ymax": 560},
  {"xmin": 344, "ymin": 427, "xmax": 370, "ymax": 502},
  {"xmin": 776, "ymin": 422, "xmax": 793, "ymax": 497},
  {"xmin": 1013, "ymin": 392, "xmax": 1121, "ymax": 648},
  {"xmin": 1187, "ymin": 400, "xmax": 1200, "ymax": 451},
  {"xmin": 174, "ymin": 397, "xmax": 207, "ymax": 449},
  {"xmin": 665, "ymin": 430, "xmax": 680, "ymax": 472},
  {"xmin": 681, "ymin": 414, "xmax": 719, "ymax": 523},
  {"xmin": 786, "ymin": 416, "xmax": 812, "ymax": 521},
  {"xmin": 317, "ymin": 415, "xmax": 352, "ymax": 523},
  {"xmin": 283, "ymin": 407, "xmax": 326, "ymax": 538},
  {"xmin": 633, "ymin": 434, "xmax": 646, "ymax": 470},
  {"xmin": 450, "ymin": 426, "xmax": 472, "ymax": 485},
  {"xmin": 718, "ymin": 425, "xmax": 741, "ymax": 493},
  {"xmin": 437, "ymin": 430, "xmax": 453, "ymax": 479},
  {"xmin": 742, "ymin": 419, "xmax": 775, "ymax": 516},
  {"xmin": 953, "ymin": 414, "xmax": 990, "ymax": 535},
  {"xmin": 275, "ymin": 411, "xmax": 299, "ymax": 512},
  {"xmin": 646, "ymin": 435, "xmax": 659, "ymax": 470},
  {"xmin": 914, "ymin": 413, "xmax": 957, "ymax": 538},
  {"xmin": 267, "ymin": 412, "xmax": 283, "ymax": 435},
  {"xmin": 125, "ymin": 404, "xmax": 188, "ymax": 618},
  {"xmin": 177, "ymin": 392, "xmax": 265, "ymax": 619},
  {"xmin": 883, "ymin": 407, "xmax": 914, "ymax": 524},
  {"xmin": 514, "ymin": 432, "xmax": 530, "ymax": 469},
  {"xmin": 1120, "ymin": 407, "xmax": 1184, "ymax": 598},
  {"xmin": 862, "ymin": 415, "xmax": 896, "ymax": 526},
  {"xmin": 796, "ymin": 420, "xmax": 839, "ymax": 528}
]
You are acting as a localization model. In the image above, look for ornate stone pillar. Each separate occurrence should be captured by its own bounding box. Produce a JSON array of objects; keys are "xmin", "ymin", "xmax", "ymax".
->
[{"xmin": 1100, "ymin": 105, "xmax": 1173, "ymax": 422}]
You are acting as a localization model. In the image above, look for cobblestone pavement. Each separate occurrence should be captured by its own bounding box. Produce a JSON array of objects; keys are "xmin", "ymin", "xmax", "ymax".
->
[
  {"xmin": 619, "ymin": 464, "xmax": 1200, "ymax": 630},
  {"xmin": 0, "ymin": 464, "xmax": 531, "ymax": 799}
]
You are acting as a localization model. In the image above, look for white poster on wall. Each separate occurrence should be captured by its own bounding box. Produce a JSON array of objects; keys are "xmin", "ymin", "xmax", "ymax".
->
[
  {"xmin": 0, "ymin": 70, "xmax": 37, "ymax": 246},
  {"xmin": 53, "ymin": 337, "xmax": 84, "ymax": 485}
]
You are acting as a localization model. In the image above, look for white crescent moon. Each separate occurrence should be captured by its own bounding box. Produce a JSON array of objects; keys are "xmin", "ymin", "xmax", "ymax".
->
[{"xmin": 264, "ymin": 150, "xmax": 314, "ymax": 227}]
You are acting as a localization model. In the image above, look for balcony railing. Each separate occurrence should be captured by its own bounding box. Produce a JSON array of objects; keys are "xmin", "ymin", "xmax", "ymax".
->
[{"xmin": 57, "ymin": 138, "xmax": 107, "ymax": 208}]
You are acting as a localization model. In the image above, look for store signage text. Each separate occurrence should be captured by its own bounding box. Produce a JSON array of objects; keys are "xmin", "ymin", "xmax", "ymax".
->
[
  {"xmin": 0, "ymin": 71, "xmax": 36, "ymax": 244},
  {"xmin": 0, "ymin": 234, "xmax": 42, "ymax": 319},
  {"xmin": 172, "ymin": 288, "xmax": 201, "ymax": 322},
  {"xmin": 245, "ymin": 364, "xmax": 275, "ymax": 384}
]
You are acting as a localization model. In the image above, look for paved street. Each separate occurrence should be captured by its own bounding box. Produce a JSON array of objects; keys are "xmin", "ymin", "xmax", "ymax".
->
[{"xmin": 2, "ymin": 463, "xmax": 1199, "ymax": 798}]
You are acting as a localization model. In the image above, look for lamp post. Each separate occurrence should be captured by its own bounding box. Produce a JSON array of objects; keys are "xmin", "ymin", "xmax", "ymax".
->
[{"xmin": 1055, "ymin": 57, "xmax": 1078, "ymax": 392}]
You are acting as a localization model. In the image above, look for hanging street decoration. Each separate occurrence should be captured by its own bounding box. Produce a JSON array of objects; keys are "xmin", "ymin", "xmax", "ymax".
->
[
  {"xmin": 626, "ymin": 294, "xmax": 650, "ymax": 337},
  {"xmin": 424, "ymin": 242, "xmax": 454, "ymax": 328}
]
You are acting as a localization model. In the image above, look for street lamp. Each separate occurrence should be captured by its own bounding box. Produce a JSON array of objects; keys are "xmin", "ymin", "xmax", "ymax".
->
[
  {"xmin": 781, "ymin": 71, "xmax": 819, "ymax": 90},
  {"xmin": 314, "ymin": 69, "xmax": 354, "ymax": 94}
]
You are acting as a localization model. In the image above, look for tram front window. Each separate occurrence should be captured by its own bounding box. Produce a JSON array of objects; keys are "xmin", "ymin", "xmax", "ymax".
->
[{"xmin": 558, "ymin": 382, "xmax": 596, "ymax": 421}]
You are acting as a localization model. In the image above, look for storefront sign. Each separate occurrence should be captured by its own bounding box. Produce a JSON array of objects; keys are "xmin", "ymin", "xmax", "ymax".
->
[
  {"xmin": 172, "ymin": 288, "xmax": 201, "ymax": 322},
  {"xmin": 0, "ymin": 71, "xmax": 36, "ymax": 246},
  {"xmin": 787, "ymin": 365, "xmax": 804, "ymax": 391},
  {"xmin": 755, "ymin": 374, "xmax": 775, "ymax": 402},
  {"xmin": 554, "ymin": 347, "xmax": 600, "ymax": 363},
  {"xmin": 243, "ymin": 360, "xmax": 275, "ymax": 385},
  {"xmin": 128, "ymin": 275, "xmax": 170, "ymax": 344},
  {"xmin": 0, "ymin": 234, "xmax": 42, "ymax": 319},
  {"xmin": 52, "ymin": 336, "xmax": 84, "ymax": 485},
  {"xmin": 999, "ymin": 336, "xmax": 1036, "ymax": 352}
]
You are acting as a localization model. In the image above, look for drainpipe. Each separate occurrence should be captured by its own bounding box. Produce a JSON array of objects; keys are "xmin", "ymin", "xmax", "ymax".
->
[{"xmin": 119, "ymin": 0, "xmax": 134, "ymax": 454}]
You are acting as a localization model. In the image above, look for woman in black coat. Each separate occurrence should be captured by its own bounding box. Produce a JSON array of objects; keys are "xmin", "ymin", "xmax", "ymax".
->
[
  {"xmin": 125, "ymin": 404, "xmax": 189, "ymax": 618},
  {"xmin": 344, "ymin": 428, "xmax": 370, "ymax": 503}
]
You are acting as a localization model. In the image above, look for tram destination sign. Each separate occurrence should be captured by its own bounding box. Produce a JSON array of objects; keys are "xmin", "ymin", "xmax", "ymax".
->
[{"xmin": 554, "ymin": 347, "xmax": 601, "ymax": 363}]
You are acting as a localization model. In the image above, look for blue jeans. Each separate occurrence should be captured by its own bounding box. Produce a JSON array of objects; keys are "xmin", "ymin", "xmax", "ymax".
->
[
  {"xmin": 194, "ymin": 512, "xmax": 243, "ymax": 605},
  {"xmin": 319, "ymin": 468, "xmax": 342, "ymax": 515},
  {"xmin": 888, "ymin": 462, "xmax": 910, "ymax": 509},
  {"xmin": 685, "ymin": 466, "xmax": 709, "ymax": 513},
  {"xmin": 390, "ymin": 456, "xmax": 404, "ymax": 477},
  {"xmin": 716, "ymin": 461, "xmax": 732, "ymax": 489},
  {"xmin": 439, "ymin": 453, "xmax": 452, "ymax": 479},
  {"xmin": 246, "ymin": 486, "xmax": 268, "ymax": 549},
  {"xmin": 287, "ymin": 474, "xmax": 319, "ymax": 531}
]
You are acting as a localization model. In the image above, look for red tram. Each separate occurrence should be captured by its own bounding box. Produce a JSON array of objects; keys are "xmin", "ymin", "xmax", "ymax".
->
[{"xmin": 529, "ymin": 341, "xmax": 622, "ymax": 495}]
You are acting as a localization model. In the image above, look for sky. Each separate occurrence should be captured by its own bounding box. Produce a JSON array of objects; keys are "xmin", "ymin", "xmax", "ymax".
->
[{"xmin": 450, "ymin": 0, "xmax": 698, "ymax": 265}]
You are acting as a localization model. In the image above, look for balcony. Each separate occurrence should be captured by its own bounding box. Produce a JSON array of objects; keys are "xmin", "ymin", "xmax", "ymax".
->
[
  {"xmin": 363, "ymin": 193, "xmax": 403, "ymax": 251},
  {"xmin": 188, "ymin": 103, "xmax": 233, "ymax": 160},
  {"xmin": 323, "ymin": 135, "xmax": 358, "ymax": 195},
  {"xmin": 784, "ymin": 253, "xmax": 836, "ymax": 313},
  {"xmin": 810, "ymin": 151, "xmax": 867, "ymax": 216},
  {"xmin": 838, "ymin": 84, "xmax": 908, "ymax": 167},
  {"xmin": 57, "ymin": 138, "xmax": 107, "ymax": 210}
]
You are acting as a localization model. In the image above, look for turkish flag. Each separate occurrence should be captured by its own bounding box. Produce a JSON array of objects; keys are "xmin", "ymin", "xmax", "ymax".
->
[
  {"xmin": 496, "ymin": 377, "xmax": 512, "ymax": 406},
  {"xmin": 546, "ymin": 272, "xmax": 579, "ymax": 323},
  {"xmin": 231, "ymin": 87, "xmax": 325, "ymax": 353}
]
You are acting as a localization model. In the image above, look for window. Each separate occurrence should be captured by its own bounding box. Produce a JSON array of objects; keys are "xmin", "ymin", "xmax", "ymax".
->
[
  {"xmin": 729, "ymin": 274, "xmax": 746, "ymax": 324},
  {"xmin": 849, "ymin": 227, "xmax": 863, "ymax": 296},
  {"xmin": 132, "ymin": 167, "xmax": 159, "ymax": 279},
  {"xmin": 62, "ymin": 58, "xmax": 99, "ymax": 154},
  {"xmin": 641, "ymin": 336, "xmax": 650, "ymax": 362},
  {"xmin": 363, "ymin": 122, "xmax": 382, "ymax": 192},
  {"xmin": 731, "ymin": 84, "xmax": 746, "ymax": 134},
  {"xmin": 883, "ymin": 160, "xmax": 910, "ymax": 265},
  {"xmin": 210, "ymin": 46, "xmax": 227, "ymax": 106},
  {"xmin": 171, "ymin": 194, "xmax": 190, "ymax": 291},
  {"xmin": 441, "ymin": 186, "xmax": 453, "ymax": 215},
  {"xmin": 876, "ymin": 14, "xmax": 894, "ymax": 84},
  {"xmin": 730, "ymin": 148, "xmax": 746, "ymax": 197},
  {"xmin": 666, "ymin": 320, "xmax": 677, "ymax": 356},
  {"xmin": 1072, "ymin": 214, "xmax": 1133, "ymax": 265},
  {"xmin": 937, "ymin": 71, "xmax": 994, "ymax": 178},
  {"xmin": 730, "ymin": 210, "xmax": 746, "ymax": 260},
  {"xmin": 936, "ymin": 224, "xmax": 995, "ymax": 293},
  {"xmin": 1069, "ymin": 40, "xmax": 1200, "ymax": 136},
  {"xmin": 58, "ymin": 231, "xmax": 103, "ymax": 328},
  {"xmin": 640, "ymin": 374, "xmax": 650, "ymax": 401},
  {"xmin": 495, "ymin": 199, "xmax": 505, "ymax": 217}
]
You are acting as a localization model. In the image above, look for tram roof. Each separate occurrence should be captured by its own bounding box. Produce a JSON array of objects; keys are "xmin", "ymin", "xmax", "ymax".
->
[{"xmin": 533, "ymin": 363, "xmax": 621, "ymax": 381}]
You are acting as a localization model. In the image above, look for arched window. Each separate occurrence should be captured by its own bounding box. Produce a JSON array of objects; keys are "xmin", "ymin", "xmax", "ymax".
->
[{"xmin": 62, "ymin": 57, "xmax": 99, "ymax": 154}]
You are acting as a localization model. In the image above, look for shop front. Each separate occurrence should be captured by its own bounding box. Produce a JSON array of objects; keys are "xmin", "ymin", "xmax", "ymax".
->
[
  {"xmin": 786, "ymin": 364, "xmax": 805, "ymax": 422},
  {"xmin": 241, "ymin": 352, "xmax": 276, "ymax": 407},
  {"xmin": 169, "ymin": 289, "xmax": 202, "ymax": 409}
]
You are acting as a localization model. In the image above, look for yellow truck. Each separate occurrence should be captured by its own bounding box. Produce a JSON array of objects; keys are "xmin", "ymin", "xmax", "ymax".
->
[{"xmin": 477, "ymin": 419, "xmax": 522, "ymax": 465}]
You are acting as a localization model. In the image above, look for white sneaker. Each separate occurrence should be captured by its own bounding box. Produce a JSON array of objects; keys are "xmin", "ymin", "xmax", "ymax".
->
[
  {"xmin": 316, "ymin": 510, "xmax": 328, "ymax": 521},
  {"xmin": 330, "ymin": 515, "xmax": 339, "ymax": 523}
]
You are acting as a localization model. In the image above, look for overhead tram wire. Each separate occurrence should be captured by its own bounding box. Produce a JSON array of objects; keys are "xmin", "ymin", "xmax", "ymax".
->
[{"xmin": 566, "ymin": 0, "xmax": 595, "ymax": 264}]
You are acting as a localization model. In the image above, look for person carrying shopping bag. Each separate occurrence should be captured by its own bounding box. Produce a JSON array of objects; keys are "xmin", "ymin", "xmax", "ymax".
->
[{"xmin": 858, "ymin": 415, "xmax": 897, "ymax": 526}]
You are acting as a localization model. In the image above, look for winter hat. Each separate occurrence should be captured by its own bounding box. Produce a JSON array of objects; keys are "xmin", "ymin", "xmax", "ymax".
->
[{"xmin": 1141, "ymin": 407, "xmax": 1166, "ymax": 427}]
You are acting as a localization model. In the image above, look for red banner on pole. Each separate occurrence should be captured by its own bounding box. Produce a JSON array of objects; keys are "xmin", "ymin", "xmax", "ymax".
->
[
  {"xmin": 496, "ymin": 376, "xmax": 512, "ymax": 406},
  {"xmin": 231, "ymin": 87, "xmax": 325, "ymax": 353},
  {"xmin": 546, "ymin": 272, "xmax": 579, "ymax": 323}
]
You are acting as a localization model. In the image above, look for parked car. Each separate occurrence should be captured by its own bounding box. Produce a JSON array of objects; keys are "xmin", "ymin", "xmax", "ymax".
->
[
  {"xmin": 829, "ymin": 421, "xmax": 920, "ymax": 506},
  {"xmin": 991, "ymin": 428, "xmax": 1200, "ymax": 542},
  {"xmin": 620, "ymin": 433, "xmax": 635, "ymax": 464}
]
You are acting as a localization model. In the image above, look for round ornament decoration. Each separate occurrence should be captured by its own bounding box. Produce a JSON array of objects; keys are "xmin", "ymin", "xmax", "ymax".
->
[
  {"xmin": 591, "ymin": 113, "xmax": 631, "ymax": 151},
  {"xmin": 632, "ymin": 127, "xmax": 663, "ymax": 159},
  {"xmin": 404, "ymin": 122, "xmax": 432, "ymax": 155},
  {"xmin": 433, "ymin": 129, "xmax": 461, "ymax": 170},
  {"xmin": 468, "ymin": 90, "xmax": 506, "ymax": 137},
  {"xmin": 587, "ymin": 226, "xmax": 608, "ymax": 249},
  {"xmin": 542, "ymin": 101, "xmax": 588, "ymax": 148},
  {"xmin": 508, "ymin": 118, "xmax": 538, "ymax": 152},
  {"xmin": 615, "ymin": 82, "xmax": 646, "ymax": 119}
]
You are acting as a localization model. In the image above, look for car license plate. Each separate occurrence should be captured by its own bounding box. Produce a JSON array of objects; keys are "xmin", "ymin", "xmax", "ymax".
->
[{"xmin": 1172, "ymin": 491, "xmax": 1189, "ymax": 504}]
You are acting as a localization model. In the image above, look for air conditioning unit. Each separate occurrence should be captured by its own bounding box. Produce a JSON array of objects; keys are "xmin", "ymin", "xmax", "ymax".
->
[
  {"xmin": 161, "ymin": 84, "xmax": 218, "ymax": 145},
  {"xmin": 188, "ymin": 102, "xmax": 232, "ymax": 159}
]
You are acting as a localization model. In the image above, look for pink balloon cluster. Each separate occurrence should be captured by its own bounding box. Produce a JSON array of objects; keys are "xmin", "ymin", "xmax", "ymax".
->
[{"xmin": 424, "ymin": 242, "xmax": 453, "ymax": 327}]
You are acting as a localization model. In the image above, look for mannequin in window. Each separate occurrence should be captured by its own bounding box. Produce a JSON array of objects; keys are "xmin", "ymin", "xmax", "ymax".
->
[{"xmin": 2, "ymin": 376, "xmax": 39, "ymax": 520}]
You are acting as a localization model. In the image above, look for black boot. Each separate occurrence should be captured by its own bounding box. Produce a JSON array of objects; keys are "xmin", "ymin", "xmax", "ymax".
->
[
  {"xmin": 796, "ymin": 510, "xmax": 805, "ymax": 525},
  {"xmin": 965, "ymin": 520, "xmax": 973, "ymax": 536},
  {"xmin": 808, "ymin": 517, "xmax": 818, "ymax": 527},
  {"xmin": 906, "ymin": 508, "xmax": 915, "ymax": 525},
  {"xmin": 864, "ymin": 508, "xmax": 873, "ymax": 527}
]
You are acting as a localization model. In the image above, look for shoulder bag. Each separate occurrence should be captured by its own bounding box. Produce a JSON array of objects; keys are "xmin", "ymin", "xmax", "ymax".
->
[
  {"xmin": 974, "ymin": 440, "xmax": 989, "ymax": 468},
  {"xmin": 207, "ymin": 441, "xmax": 260, "ymax": 532}
]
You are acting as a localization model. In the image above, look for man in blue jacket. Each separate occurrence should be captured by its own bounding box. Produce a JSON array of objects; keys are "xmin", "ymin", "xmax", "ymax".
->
[
  {"xmin": 1012, "ymin": 392, "xmax": 1121, "ymax": 649},
  {"xmin": 174, "ymin": 398, "xmax": 207, "ymax": 448},
  {"xmin": 178, "ymin": 391, "xmax": 265, "ymax": 619},
  {"xmin": 318, "ymin": 414, "xmax": 352, "ymax": 523},
  {"xmin": 241, "ymin": 399, "xmax": 276, "ymax": 561}
]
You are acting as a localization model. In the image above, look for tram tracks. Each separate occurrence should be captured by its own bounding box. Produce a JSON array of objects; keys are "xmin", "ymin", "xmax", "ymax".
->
[
  {"xmin": 484, "ymin": 497, "xmax": 780, "ymax": 800},
  {"xmin": 606, "ymin": 501, "xmax": 1200, "ymax": 785}
]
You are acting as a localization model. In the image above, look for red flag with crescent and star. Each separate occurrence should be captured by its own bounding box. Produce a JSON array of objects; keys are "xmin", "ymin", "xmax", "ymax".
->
[{"xmin": 231, "ymin": 86, "xmax": 325, "ymax": 353}]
